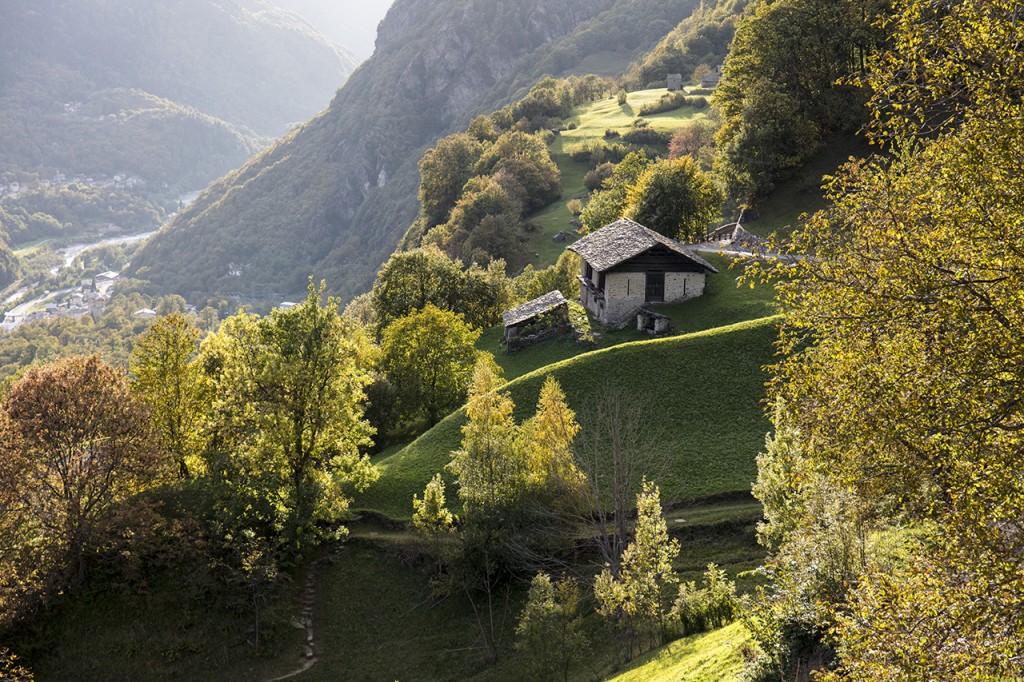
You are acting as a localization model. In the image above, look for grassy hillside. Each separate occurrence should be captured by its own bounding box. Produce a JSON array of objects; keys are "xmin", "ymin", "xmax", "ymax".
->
[
  {"xmin": 609, "ymin": 621, "xmax": 751, "ymax": 681},
  {"xmin": 477, "ymin": 251, "xmax": 776, "ymax": 380},
  {"xmin": 359, "ymin": 315, "xmax": 777, "ymax": 520}
]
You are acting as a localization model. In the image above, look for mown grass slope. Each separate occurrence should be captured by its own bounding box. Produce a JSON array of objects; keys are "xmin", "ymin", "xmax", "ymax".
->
[
  {"xmin": 358, "ymin": 315, "xmax": 777, "ymax": 520},
  {"xmin": 477, "ymin": 252, "xmax": 776, "ymax": 381},
  {"xmin": 608, "ymin": 621, "xmax": 751, "ymax": 681}
]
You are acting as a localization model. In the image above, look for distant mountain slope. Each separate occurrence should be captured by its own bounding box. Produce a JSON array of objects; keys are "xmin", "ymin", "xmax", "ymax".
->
[
  {"xmin": 0, "ymin": 0, "xmax": 358, "ymax": 191},
  {"xmin": 0, "ymin": 0, "xmax": 358, "ymax": 137},
  {"xmin": 130, "ymin": 0, "xmax": 716, "ymax": 303}
]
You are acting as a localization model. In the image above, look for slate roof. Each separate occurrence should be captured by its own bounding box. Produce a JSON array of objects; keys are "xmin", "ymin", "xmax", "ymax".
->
[
  {"xmin": 502, "ymin": 290, "xmax": 568, "ymax": 328},
  {"xmin": 567, "ymin": 218, "xmax": 718, "ymax": 273}
]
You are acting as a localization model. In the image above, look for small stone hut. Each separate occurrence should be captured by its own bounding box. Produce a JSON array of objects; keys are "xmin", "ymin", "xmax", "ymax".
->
[
  {"xmin": 568, "ymin": 218, "xmax": 717, "ymax": 327},
  {"xmin": 666, "ymin": 73, "xmax": 683, "ymax": 91},
  {"xmin": 501, "ymin": 290, "xmax": 571, "ymax": 351}
]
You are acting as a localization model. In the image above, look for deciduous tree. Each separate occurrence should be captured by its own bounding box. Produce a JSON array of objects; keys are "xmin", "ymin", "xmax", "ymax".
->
[
  {"xmin": 713, "ymin": 0, "xmax": 884, "ymax": 201},
  {"xmin": 371, "ymin": 247, "xmax": 512, "ymax": 332},
  {"xmin": 418, "ymin": 133, "xmax": 485, "ymax": 228},
  {"xmin": 473, "ymin": 131, "xmax": 561, "ymax": 212},
  {"xmin": 579, "ymin": 151, "xmax": 651, "ymax": 233},
  {"xmin": 0, "ymin": 356, "xmax": 161, "ymax": 585},
  {"xmin": 750, "ymin": 1, "xmax": 1024, "ymax": 677},
  {"xmin": 594, "ymin": 480, "xmax": 679, "ymax": 658},
  {"xmin": 210, "ymin": 282, "xmax": 378, "ymax": 547},
  {"xmin": 624, "ymin": 156, "xmax": 722, "ymax": 242},
  {"xmin": 516, "ymin": 572, "xmax": 588, "ymax": 682},
  {"xmin": 380, "ymin": 304, "xmax": 483, "ymax": 425},
  {"xmin": 425, "ymin": 175, "xmax": 524, "ymax": 264},
  {"xmin": 130, "ymin": 313, "xmax": 207, "ymax": 478}
]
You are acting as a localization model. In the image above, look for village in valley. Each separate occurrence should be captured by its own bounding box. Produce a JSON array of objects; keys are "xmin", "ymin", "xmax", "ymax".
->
[{"xmin": 0, "ymin": 270, "xmax": 167, "ymax": 331}]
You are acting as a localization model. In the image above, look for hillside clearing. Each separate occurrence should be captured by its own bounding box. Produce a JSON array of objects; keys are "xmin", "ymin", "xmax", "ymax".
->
[
  {"xmin": 477, "ymin": 251, "xmax": 775, "ymax": 381},
  {"xmin": 526, "ymin": 88, "xmax": 709, "ymax": 267}
]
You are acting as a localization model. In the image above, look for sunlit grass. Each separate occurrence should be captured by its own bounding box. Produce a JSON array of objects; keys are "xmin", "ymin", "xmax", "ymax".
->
[{"xmin": 608, "ymin": 621, "xmax": 752, "ymax": 682}]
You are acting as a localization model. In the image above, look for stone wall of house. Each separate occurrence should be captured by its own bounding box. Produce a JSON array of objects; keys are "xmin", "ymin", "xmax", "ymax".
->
[
  {"xmin": 603, "ymin": 272, "xmax": 646, "ymax": 325},
  {"xmin": 665, "ymin": 272, "xmax": 706, "ymax": 302},
  {"xmin": 581, "ymin": 285, "xmax": 604, "ymax": 320}
]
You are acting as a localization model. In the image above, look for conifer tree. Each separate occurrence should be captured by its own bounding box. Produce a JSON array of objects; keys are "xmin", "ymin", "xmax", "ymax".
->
[
  {"xmin": 447, "ymin": 361, "xmax": 527, "ymax": 512},
  {"xmin": 412, "ymin": 473, "xmax": 456, "ymax": 573},
  {"xmin": 516, "ymin": 572, "xmax": 588, "ymax": 681},
  {"xmin": 521, "ymin": 376, "xmax": 586, "ymax": 506},
  {"xmin": 594, "ymin": 480, "xmax": 680, "ymax": 657}
]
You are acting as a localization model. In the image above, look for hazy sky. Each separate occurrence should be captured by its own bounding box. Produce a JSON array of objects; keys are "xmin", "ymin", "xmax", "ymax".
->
[{"xmin": 273, "ymin": 0, "xmax": 396, "ymax": 59}]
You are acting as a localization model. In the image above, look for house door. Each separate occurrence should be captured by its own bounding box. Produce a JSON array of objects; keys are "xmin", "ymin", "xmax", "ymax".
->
[{"xmin": 645, "ymin": 271, "xmax": 664, "ymax": 303}]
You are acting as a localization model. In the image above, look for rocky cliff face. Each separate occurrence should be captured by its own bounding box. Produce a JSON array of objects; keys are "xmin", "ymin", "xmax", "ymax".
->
[{"xmin": 130, "ymin": 0, "xmax": 617, "ymax": 302}]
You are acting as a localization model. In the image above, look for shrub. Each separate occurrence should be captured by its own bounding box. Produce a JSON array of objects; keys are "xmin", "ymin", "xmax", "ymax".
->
[
  {"xmin": 583, "ymin": 163, "xmax": 615, "ymax": 192},
  {"xmin": 638, "ymin": 93, "xmax": 710, "ymax": 116},
  {"xmin": 566, "ymin": 140, "xmax": 628, "ymax": 166},
  {"xmin": 669, "ymin": 564, "xmax": 739, "ymax": 637},
  {"xmin": 617, "ymin": 90, "xmax": 628, "ymax": 105},
  {"xmin": 601, "ymin": 143, "xmax": 631, "ymax": 165},
  {"xmin": 604, "ymin": 128, "xmax": 621, "ymax": 138},
  {"xmin": 567, "ymin": 142, "xmax": 598, "ymax": 163},
  {"xmin": 639, "ymin": 92, "xmax": 686, "ymax": 115},
  {"xmin": 622, "ymin": 124, "xmax": 671, "ymax": 146},
  {"xmin": 566, "ymin": 198, "xmax": 583, "ymax": 216}
]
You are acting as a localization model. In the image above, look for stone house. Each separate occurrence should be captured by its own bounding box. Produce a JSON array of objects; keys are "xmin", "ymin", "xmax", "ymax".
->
[
  {"xmin": 567, "ymin": 218, "xmax": 717, "ymax": 326},
  {"xmin": 501, "ymin": 290, "xmax": 571, "ymax": 351},
  {"xmin": 701, "ymin": 65, "xmax": 723, "ymax": 89},
  {"xmin": 666, "ymin": 73, "xmax": 683, "ymax": 91}
]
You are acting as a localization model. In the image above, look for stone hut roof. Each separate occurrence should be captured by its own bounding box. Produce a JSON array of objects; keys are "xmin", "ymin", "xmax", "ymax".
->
[
  {"xmin": 502, "ymin": 290, "xmax": 568, "ymax": 328},
  {"xmin": 567, "ymin": 218, "xmax": 718, "ymax": 273}
]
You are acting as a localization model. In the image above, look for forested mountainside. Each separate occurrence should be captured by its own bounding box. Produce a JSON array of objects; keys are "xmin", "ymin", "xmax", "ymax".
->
[
  {"xmin": 128, "ymin": 0, "xmax": 726, "ymax": 304},
  {"xmin": 623, "ymin": 0, "xmax": 751, "ymax": 90}
]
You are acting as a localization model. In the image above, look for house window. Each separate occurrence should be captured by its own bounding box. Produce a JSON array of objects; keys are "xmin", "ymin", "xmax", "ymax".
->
[
  {"xmin": 598, "ymin": 272, "xmax": 606, "ymax": 291},
  {"xmin": 585, "ymin": 262, "xmax": 594, "ymax": 281}
]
